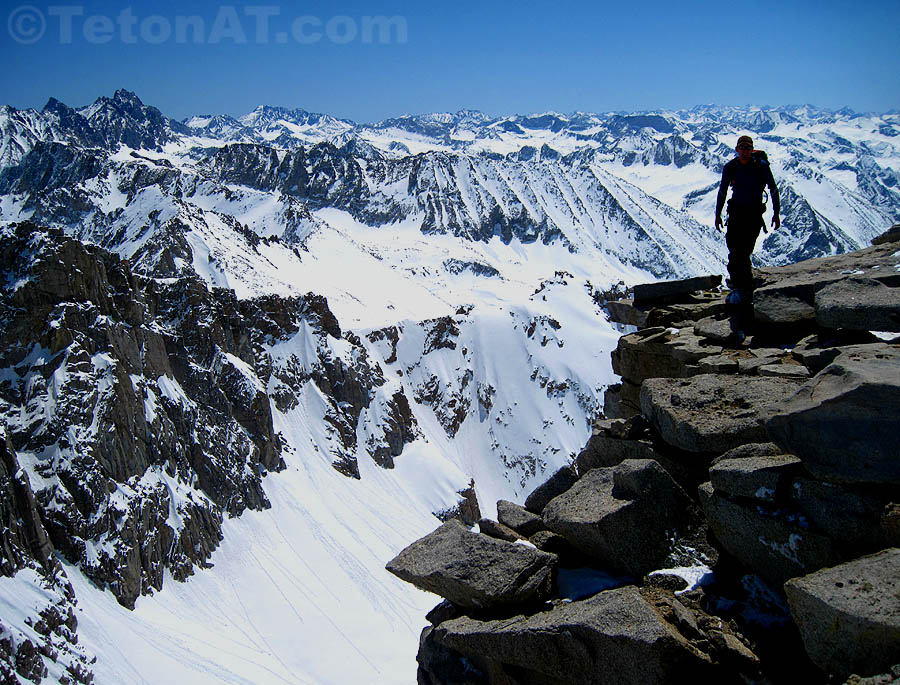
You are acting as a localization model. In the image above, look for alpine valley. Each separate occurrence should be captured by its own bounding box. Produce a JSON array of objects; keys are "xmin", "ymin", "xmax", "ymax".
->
[{"xmin": 0, "ymin": 89, "xmax": 898, "ymax": 684}]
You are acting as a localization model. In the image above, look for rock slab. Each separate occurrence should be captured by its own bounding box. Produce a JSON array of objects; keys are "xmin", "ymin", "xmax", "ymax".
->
[
  {"xmin": 543, "ymin": 460, "xmax": 693, "ymax": 577},
  {"xmin": 523, "ymin": 464, "xmax": 578, "ymax": 514},
  {"xmin": 385, "ymin": 520, "xmax": 555, "ymax": 609},
  {"xmin": 754, "ymin": 290, "xmax": 816, "ymax": 325},
  {"xmin": 633, "ymin": 274, "xmax": 722, "ymax": 306},
  {"xmin": 496, "ymin": 500, "xmax": 545, "ymax": 537},
  {"xmin": 815, "ymin": 278, "xmax": 900, "ymax": 332},
  {"xmin": 709, "ymin": 452, "xmax": 801, "ymax": 502},
  {"xmin": 765, "ymin": 350, "xmax": 900, "ymax": 484},
  {"xmin": 641, "ymin": 374, "xmax": 804, "ymax": 453},
  {"xmin": 698, "ymin": 482, "xmax": 839, "ymax": 586},
  {"xmin": 785, "ymin": 548, "xmax": 900, "ymax": 679},
  {"xmin": 575, "ymin": 431, "xmax": 661, "ymax": 474},
  {"xmin": 603, "ymin": 298, "xmax": 649, "ymax": 328},
  {"xmin": 432, "ymin": 586, "xmax": 710, "ymax": 684}
]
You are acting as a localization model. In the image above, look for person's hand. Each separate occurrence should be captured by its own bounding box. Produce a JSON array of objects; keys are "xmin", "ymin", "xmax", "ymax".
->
[
  {"xmin": 771, "ymin": 214, "xmax": 780, "ymax": 230},
  {"xmin": 715, "ymin": 215, "xmax": 723, "ymax": 232}
]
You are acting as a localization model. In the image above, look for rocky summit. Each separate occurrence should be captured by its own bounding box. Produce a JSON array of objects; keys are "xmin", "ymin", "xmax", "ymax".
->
[{"xmin": 388, "ymin": 224, "xmax": 900, "ymax": 684}]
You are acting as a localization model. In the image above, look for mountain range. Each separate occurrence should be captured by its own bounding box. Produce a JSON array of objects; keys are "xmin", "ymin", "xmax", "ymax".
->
[{"xmin": 0, "ymin": 89, "xmax": 898, "ymax": 683}]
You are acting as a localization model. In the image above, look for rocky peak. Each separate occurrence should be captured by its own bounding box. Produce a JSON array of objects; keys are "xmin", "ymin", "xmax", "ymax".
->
[
  {"xmin": 110, "ymin": 88, "xmax": 143, "ymax": 109},
  {"xmin": 39, "ymin": 97, "xmax": 102, "ymax": 149},
  {"xmin": 182, "ymin": 113, "xmax": 254, "ymax": 142},
  {"xmin": 78, "ymin": 89, "xmax": 189, "ymax": 151},
  {"xmin": 236, "ymin": 104, "xmax": 355, "ymax": 144}
]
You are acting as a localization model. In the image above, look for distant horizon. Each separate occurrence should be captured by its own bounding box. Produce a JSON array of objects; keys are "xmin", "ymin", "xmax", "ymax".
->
[{"xmin": 5, "ymin": 88, "xmax": 897, "ymax": 128}]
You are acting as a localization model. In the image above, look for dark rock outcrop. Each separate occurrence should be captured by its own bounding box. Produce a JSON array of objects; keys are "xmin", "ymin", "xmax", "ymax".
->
[
  {"xmin": 0, "ymin": 224, "xmax": 230, "ymax": 607},
  {"xmin": 0, "ymin": 429, "xmax": 54, "ymax": 575},
  {"xmin": 0, "ymin": 222, "xmax": 417, "ymax": 608},
  {"xmin": 385, "ymin": 520, "xmax": 556, "ymax": 610},
  {"xmin": 0, "ymin": 427, "xmax": 95, "ymax": 682}
]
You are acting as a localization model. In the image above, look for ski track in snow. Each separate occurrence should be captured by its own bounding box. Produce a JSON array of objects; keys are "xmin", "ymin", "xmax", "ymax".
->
[{"xmin": 68, "ymin": 408, "xmax": 452, "ymax": 684}]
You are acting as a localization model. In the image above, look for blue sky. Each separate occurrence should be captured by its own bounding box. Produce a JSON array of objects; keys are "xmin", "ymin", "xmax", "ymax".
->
[{"xmin": 2, "ymin": 0, "xmax": 898, "ymax": 122}]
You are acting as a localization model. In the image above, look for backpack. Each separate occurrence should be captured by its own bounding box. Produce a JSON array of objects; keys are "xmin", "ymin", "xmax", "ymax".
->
[
  {"xmin": 751, "ymin": 149, "xmax": 769, "ymax": 166},
  {"xmin": 751, "ymin": 149, "xmax": 771, "ymax": 225}
]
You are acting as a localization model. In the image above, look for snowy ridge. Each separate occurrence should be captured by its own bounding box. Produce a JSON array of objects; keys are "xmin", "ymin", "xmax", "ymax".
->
[{"xmin": 2, "ymin": 94, "xmax": 897, "ymax": 277}]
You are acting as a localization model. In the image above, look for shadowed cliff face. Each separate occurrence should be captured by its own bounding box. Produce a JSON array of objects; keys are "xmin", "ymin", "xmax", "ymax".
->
[
  {"xmin": 0, "ymin": 221, "xmax": 419, "ymax": 610},
  {"xmin": 0, "ymin": 425, "xmax": 96, "ymax": 684}
]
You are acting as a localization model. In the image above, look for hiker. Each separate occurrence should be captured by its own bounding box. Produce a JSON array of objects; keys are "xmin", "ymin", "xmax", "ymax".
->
[{"xmin": 714, "ymin": 134, "xmax": 780, "ymax": 343}]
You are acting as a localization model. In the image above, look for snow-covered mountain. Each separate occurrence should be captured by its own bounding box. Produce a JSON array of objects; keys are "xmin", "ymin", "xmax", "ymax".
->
[
  {"xmin": 3, "ymin": 92, "xmax": 898, "ymax": 270},
  {"xmin": 0, "ymin": 90, "xmax": 898, "ymax": 683}
]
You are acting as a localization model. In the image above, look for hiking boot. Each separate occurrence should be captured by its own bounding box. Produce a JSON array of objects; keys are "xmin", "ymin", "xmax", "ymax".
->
[{"xmin": 724, "ymin": 329, "xmax": 746, "ymax": 348}]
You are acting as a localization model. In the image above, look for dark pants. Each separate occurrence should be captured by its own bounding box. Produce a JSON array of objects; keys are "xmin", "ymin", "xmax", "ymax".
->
[{"xmin": 726, "ymin": 207, "xmax": 763, "ymax": 333}]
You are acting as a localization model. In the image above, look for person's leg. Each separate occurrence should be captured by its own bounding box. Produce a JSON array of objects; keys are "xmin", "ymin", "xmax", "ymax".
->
[
  {"xmin": 726, "ymin": 223, "xmax": 756, "ymax": 292},
  {"xmin": 725, "ymin": 213, "xmax": 761, "ymax": 338}
]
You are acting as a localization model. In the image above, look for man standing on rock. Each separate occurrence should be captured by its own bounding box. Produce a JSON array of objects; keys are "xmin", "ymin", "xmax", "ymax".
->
[{"xmin": 715, "ymin": 135, "xmax": 780, "ymax": 344}]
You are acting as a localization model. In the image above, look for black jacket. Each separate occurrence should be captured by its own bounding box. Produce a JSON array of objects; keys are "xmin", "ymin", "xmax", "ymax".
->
[{"xmin": 715, "ymin": 157, "xmax": 780, "ymax": 218}]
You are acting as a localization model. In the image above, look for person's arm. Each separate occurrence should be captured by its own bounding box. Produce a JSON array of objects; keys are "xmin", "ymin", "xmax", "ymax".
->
[
  {"xmin": 714, "ymin": 163, "xmax": 730, "ymax": 231},
  {"xmin": 765, "ymin": 164, "xmax": 780, "ymax": 228}
]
